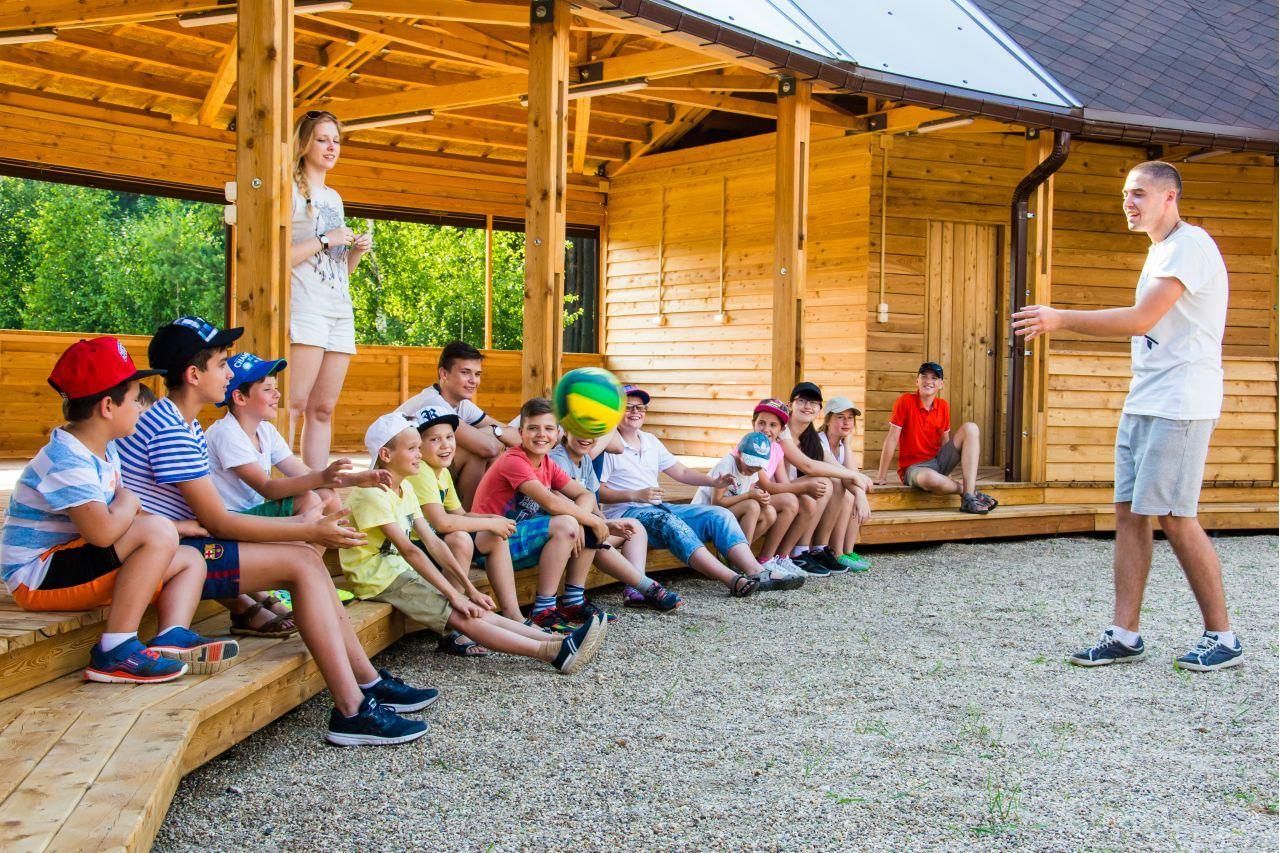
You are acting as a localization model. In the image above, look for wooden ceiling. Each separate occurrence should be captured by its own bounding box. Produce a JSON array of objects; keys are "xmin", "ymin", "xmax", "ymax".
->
[{"xmin": 0, "ymin": 0, "xmax": 900, "ymax": 177}]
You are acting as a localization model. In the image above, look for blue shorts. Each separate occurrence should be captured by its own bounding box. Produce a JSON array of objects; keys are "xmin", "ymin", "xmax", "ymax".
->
[
  {"xmin": 507, "ymin": 516, "xmax": 554, "ymax": 571},
  {"xmin": 622, "ymin": 503, "xmax": 746, "ymax": 565},
  {"xmin": 181, "ymin": 537, "xmax": 241, "ymax": 599}
]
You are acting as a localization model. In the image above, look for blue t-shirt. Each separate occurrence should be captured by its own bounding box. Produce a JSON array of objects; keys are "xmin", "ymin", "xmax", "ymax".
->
[
  {"xmin": 116, "ymin": 397, "xmax": 209, "ymax": 521},
  {"xmin": 0, "ymin": 429, "xmax": 122, "ymax": 592}
]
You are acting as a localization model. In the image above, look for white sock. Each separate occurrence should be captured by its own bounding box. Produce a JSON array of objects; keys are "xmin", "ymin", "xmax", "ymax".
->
[
  {"xmin": 99, "ymin": 632, "xmax": 136, "ymax": 652},
  {"xmin": 633, "ymin": 576, "xmax": 656, "ymax": 593},
  {"xmin": 1109, "ymin": 625, "xmax": 1141, "ymax": 647},
  {"xmin": 791, "ymin": 546, "xmax": 808, "ymax": 557},
  {"xmin": 1208, "ymin": 630, "xmax": 1237, "ymax": 647},
  {"xmin": 157, "ymin": 625, "xmax": 184, "ymax": 636},
  {"xmin": 358, "ymin": 677, "xmax": 381, "ymax": 690}
]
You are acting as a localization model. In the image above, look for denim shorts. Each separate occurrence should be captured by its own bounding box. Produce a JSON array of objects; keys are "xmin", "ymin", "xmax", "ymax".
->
[{"xmin": 622, "ymin": 503, "xmax": 746, "ymax": 564}]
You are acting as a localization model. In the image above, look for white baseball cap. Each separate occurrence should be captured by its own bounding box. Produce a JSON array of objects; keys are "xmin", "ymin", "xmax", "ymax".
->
[{"xmin": 364, "ymin": 412, "xmax": 416, "ymax": 469}]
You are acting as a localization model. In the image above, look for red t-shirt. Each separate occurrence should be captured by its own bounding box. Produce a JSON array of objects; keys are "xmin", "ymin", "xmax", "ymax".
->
[
  {"xmin": 472, "ymin": 447, "xmax": 570, "ymax": 521},
  {"xmin": 890, "ymin": 393, "xmax": 951, "ymax": 480}
]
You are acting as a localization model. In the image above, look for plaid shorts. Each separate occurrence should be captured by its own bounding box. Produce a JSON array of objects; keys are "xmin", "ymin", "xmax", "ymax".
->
[{"xmin": 507, "ymin": 515, "xmax": 554, "ymax": 571}]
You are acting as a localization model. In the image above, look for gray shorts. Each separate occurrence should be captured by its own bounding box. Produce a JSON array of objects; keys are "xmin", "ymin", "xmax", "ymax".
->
[
  {"xmin": 905, "ymin": 440, "xmax": 961, "ymax": 488},
  {"xmin": 1114, "ymin": 413, "xmax": 1215, "ymax": 517}
]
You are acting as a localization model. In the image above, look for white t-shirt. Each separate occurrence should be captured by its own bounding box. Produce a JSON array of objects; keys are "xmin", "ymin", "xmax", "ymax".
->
[
  {"xmin": 205, "ymin": 414, "xmax": 293, "ymax": 511},
  {"xmin": 692, "ymin": 452, "xmax": 757, "ymax": 506},
  {"xmin": 598, "ymin": 430, "xmax": 676, "ymax": 519},
  {"xmin": 1125, "ymin": 223, "xmax": 1228, "ymax": 420},
  {"xmin": 818, "ymin": 432, "xmax": 846, "ymax": 465},
  {"xmin": 396, "ymin": 383, "xmax": 487, "ymax": 427},
  {"xmin": 291, "ymin": 184, "xmax": 352, "ymax": 319}
]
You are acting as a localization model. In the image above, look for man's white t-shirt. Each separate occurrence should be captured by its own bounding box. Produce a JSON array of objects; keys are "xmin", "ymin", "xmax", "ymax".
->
[
  {"xmin": 692, "ymin": 452, "xmax": 757, "ymax": 506},
  {"xmin": 598, "ymin": 430, "xmax": 676, "ymax": 519},
  {"xmin": 396, "ymin": 383, "xmax": 487, "ymax": 427},
  {"xmin": 1125, "ymin": 222, "xmax": 1228, "ymax": 420},
  {"xmin": 291, "ymin": 184, "xmax": 352, "ymax": 319},
  {"xmin": 205, "ymin": 414, "xmax": 293, "ymax": 512}
]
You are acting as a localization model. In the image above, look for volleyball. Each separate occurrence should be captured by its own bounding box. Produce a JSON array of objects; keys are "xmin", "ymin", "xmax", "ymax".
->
[{"xmin": 554, "ymin": 367, "xmax": 626, "ymax": 438}]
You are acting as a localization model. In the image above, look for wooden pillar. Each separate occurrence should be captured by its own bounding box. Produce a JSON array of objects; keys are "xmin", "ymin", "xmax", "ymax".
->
[
  {"xmin": 771, "ymin": 77, "xmax": 811, "ymax": 399},
  {"xmin": 522, "ymin": 0, "xmax": 570, "ymax": 400},
  {"xmin": 234, "ymin": 0, "xmax": 293, "ymax": 383},
  {"xmin": 1024, "ymin": 133, "xmax": 1056, "ymax": 483},
  {"xmin": 484, "ymin": 214, "xmax": 494, "ymax": 350}
]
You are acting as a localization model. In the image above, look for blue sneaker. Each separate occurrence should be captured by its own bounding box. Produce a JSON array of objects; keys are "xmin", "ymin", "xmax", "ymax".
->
[
  {"xmin": 1069, "ymin": 629, "xmax": 1146, "ymax": 667},
  {"xmin": 1175, "ymin": 632, "xmax": 1244, "ymax": 672},
  {"xmin": 363, "ymin": 668, "xmax": 439, "ymax": 712},
  {"xmin": 552, "ymin": 615, "xmax": 606, "ymax": 675},
  {"xmin": 84, "ymin": 637, "xmax": 188, "ymax": 684},
  {"xmin": 326, "ymin": 696, "xmax": 429, "ymax": 746},
  {"xmin": 148, "ymin": 626, "xmax": 240, "ymax": 675}
]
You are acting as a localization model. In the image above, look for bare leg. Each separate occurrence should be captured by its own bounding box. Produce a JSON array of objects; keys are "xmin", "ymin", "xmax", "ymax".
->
[
  {"xmin": 724, "ymin": 542, "xmax": 765, "ymax": 577},
  {"xmin": 101, "ymin": 515, "xmax": 180, "ymax": 634},
  {"xmin": 1112, "ymin": 502, "xmax": 1154, "ymax": 633},
  {"xmin": 592, "ymin": 545, "xmax": 645, "ymax": 586},
  {"xmin": 286, "ymin": 343, "xmax": 325, "ymax": 453},
  {"xmin": 151, "ymin": 545, "xmax": 208, "ymax": 631},
  {"xmin": 729, "ymin": 500, "xmax": 761, "ymax": 544},
  {"xmin": 615, "ymin": 519, "xmax": 648, "ymax": 575},
  {"xmin": 301, "ymin": 351, "xmax": 351, "ymax": 471},
  {"xmin": 829, "ymin": 487, "xmax": 853, "ymax": 552},
  {"xmin": 565, "ymin": 543, "xmax": 596, "ymax": 588},
  {"xmin": 475, "ymin": 532, "xmax": 522, "ymax": 621},
  {"xmin": 761, "ymin": 492, "xmax": 798, "ymax": 558},
  {"xmin": 911, "ymin": 468, "xmax": 962, "ymax": 496},
  {"xmin": 780, "ymin": 491, "xmax": 828, "ymax": 554},
  {"xmin": 687, "ymin": 546, "xmax": 740, "ymax": 586},
  {"xmin": 1159, "ymin": 515, "xmax": 1229, "ymax": 632},
  {"xmin": 755, "ymin": 504, "xmax": 778, "ymax": 547},
  {"xmin": 534, "ymin": 516, "xmax": 578, "ymax": 599},
  {"xmin": 951, "ymin": 422, "xmax": 981, "ymax": 495},
  {"xmin": 448, "ymin": 610, "xmax": 559, "ymax": 661},
  {"xmin": 813, "ymin": 478, "xmax": 844, "ymax": 545},
  {"xmin": 842, "ymin": 498, "xmax": 862, "ymax": 554}
]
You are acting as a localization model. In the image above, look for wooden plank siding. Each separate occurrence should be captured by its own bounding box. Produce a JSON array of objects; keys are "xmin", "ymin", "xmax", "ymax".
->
[
  {"xmin": 0, "ymin": 330, "xmax": 602, "ymax": 458},
  {"xmin": 602, "ymin": 131, "xmax": 870, "ymax": 459},
  {"xmin": 1049, "ymin": 142, "xmax": 1277, "ymax": 357},
  {"xmin": 1045, "ymin": 350, "xmax": 1278, "ymax": 484}
]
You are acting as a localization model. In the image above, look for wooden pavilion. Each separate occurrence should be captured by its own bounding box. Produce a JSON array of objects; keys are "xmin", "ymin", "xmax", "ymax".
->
[{"xmin": 0, "ymin": 1, "xmax": 1275, "ymax": 848}]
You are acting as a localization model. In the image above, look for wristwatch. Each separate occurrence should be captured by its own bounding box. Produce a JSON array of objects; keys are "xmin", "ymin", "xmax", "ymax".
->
[
  {"xmin": 318, "ymin": 233, "xmax": 330, "ymax": 250},
  {"xmin": 491, "ymin": 424, "xmax": 504, "ymax": 439}
]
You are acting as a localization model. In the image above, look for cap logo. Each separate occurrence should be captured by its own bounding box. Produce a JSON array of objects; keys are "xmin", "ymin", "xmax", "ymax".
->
[
  {"xmin": 230, "ymin": 353, "xmax": 257, "ymax": 370},
  {"xmin": 116, "ymin": 340, "xmax": 129, "ymax": 362}
]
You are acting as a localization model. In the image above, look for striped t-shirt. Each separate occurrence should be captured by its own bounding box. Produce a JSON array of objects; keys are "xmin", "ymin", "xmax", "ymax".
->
[
  {"xmin": 0, "ymin": 429, "xmax": 122, "ymax": 593},
  {"xmin": 116, "ymin": 397, "xmax": 209, "ymax": 521}
]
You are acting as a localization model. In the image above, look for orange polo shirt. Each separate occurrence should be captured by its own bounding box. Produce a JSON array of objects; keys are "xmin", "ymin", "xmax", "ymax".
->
[{"xmin": 890, "ymin": 392, "xmax": 951, "ymax": 480}]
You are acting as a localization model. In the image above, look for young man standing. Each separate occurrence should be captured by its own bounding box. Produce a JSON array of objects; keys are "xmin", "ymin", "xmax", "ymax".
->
[
  {"xmin": 1013, "ymin": 161, "xmax": 1241, "ymax": 672},
  {"xmin": 397, "ymin": 340, "xmax": 516, "ymax": 509},
  {"xmin": 873, "ymin": 362, "xmax": 995, "ymax": 515}
]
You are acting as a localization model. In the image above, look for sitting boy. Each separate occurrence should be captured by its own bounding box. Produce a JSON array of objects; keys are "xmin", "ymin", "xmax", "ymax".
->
[
  {"xmin": 692, "ymin": 431, "xmax": 779, "ymax": 547},
  {"xmin": 0, "ymin": 337, "xmax": 236, "ymax": 682},
  {"xmin": 116, "ymin": 316, "xmax": 434, "ymax": 746},
  {"xmin": 598, "ymin": 386, "xmax": 800, "ymax": 595},
  {"xmin": 551, "ymin": 430, "xmax": 683, "ymax": 613},
  {"xmin": 471, "ymin": 398, "xmax": 614, "ymax": 631},
  {"xmin": 873, "ymin": 362, "xmax": 996, "ymax": 515},
  {"xmin": 343, "ymin": 413, "xmax": 606, "ymax": 674}
]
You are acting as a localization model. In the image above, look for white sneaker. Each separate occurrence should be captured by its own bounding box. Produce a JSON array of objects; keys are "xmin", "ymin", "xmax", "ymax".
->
[{"xmin": 774, "ymin": 555, "xmax": 806, "ymax": 579}]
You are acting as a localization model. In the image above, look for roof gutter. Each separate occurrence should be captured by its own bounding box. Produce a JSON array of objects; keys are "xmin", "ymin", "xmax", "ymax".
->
[
  {"xmin": 1005, "ymin": 129, "xmax": 1070, "ymax": 483},
  {"xmin": 600, "ymin": 0, "xmax": 1277, "ymax": 152}
]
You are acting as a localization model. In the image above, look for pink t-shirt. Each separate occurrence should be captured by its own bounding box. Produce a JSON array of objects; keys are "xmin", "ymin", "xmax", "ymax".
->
[
  {"xmin": 762, "ymin": 441, "xmax": 784, "ymax": 478},
  {"xmin": 472, "ymin": 447, "xmax": 570, "ymax": 521}
]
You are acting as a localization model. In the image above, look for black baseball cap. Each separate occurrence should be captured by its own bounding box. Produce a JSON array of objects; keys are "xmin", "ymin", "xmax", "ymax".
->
[
  {"xmin": 149, "ymin": 316, "xmax": 244, "ymax": 379},
  {"xmin": 918, "ymin": 362, "xmax": 944, "ymax": 379},
  {"xmin": 789, "ymin": 381, "xmax": 823, "ymax": 403}
]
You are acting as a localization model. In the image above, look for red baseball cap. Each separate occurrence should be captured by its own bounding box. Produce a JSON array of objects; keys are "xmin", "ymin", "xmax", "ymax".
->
[{"xmin": 48, "ymin": 337, "xmax": 164, "ymax": 401}]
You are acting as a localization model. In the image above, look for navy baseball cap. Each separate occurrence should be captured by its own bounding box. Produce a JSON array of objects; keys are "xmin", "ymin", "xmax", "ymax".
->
[
  {"xmin": 219, "ymin": 352, "xmax": 286, "ymax": 407},
  {"xmin": 414, "ymin": 405, "xmax": 460, "ymax": 432},
  {"xmin": 789, "ymin": 381, "xmax": 823, "ymax": 403},
  {"xmin": 149, "ymin": 316, "xmax": 244, "ymax": 380},
  {"xmin": 918, "ymin": 362, "xmax": 944, "ymax": 379}
]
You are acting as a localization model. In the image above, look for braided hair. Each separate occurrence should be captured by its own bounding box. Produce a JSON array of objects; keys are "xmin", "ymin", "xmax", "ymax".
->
[{"xmin": 292, "ymin": 110, "xmax": 342, "ymax": 219}]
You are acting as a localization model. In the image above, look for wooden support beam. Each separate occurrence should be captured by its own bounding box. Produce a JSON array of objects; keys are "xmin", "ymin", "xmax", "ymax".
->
[
  {"xmin": 197, "ymin": 34, "xmax": 237, "ymax": 127},
  {"xmin": 771, "ymin": 78, "xmax": 810, "ymax": 400},
  {"xmin": 571, "ymin": 31, "xmax": 592, "ymax": 174},
  {"xmin": 321, "ymin": 12, "xmax": 530, "ymax": 71},
  {"xmin": 607, "ymin": 103, "xmax": 706, "ymax": 176},
  {"xmin": 523, "ymin": 0, "xmax": 570, "ymax": 401},
  {"xmin": 233, "ymin": 0, "xmax": 293, "ymax": 397},
  {"xmin": 1025, "ymin": 133, "xmax": 1057, "ymax": 483},
  {"xmin": 0, "ymin": 0, "xmax": 219, "ymax": 30},
  {"xmin": 484, "ymin": 214, "xmax": 494, "ymax": 349},
  {"xmin": 345, "ymin": 0, "xmax": 529, "ymax": 25}
]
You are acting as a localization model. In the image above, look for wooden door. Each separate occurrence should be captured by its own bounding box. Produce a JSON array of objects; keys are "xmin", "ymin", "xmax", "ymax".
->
[{"xmin": 924, "ymin": 221, "xmax": 1000, "ymax": 465}]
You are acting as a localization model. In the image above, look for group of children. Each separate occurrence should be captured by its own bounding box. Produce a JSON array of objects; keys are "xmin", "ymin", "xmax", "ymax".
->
[{"xmin": 0, "ymin": 320, "xmax": 990, "ymax": 748}]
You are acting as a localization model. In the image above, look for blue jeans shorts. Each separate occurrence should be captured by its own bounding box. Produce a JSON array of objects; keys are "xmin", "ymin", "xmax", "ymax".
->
[{"xmin": 622, "ymin": 503, "xmax": 746, "ymax": 564}]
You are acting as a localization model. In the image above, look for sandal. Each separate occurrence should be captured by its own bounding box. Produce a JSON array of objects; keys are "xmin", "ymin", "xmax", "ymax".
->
[
  {"xmin": 729, "ymin": 573, "xmax": 760, "ymax": 598},
  {"xmin": 436, "ymin": 631, "xmax": 490, "ymax": 657},
  {"xmin": 229, "ymin": 600, "xmax": 299, "ymax": 638}
]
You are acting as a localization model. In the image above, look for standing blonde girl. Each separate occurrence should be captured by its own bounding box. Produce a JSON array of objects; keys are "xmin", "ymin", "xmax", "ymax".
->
[{"xmin": 288, "ymin": 110, "xmax": 371, "ymax": 469}]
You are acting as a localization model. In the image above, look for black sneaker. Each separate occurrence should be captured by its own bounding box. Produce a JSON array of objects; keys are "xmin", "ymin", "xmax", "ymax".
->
[
  {"xmin": 553, "ymin": 615, "xmax": 606, "ymax": 675},
  {"xmin": 326, "ymin": 695, "xmax": 429, "ymax": 746},
  {"xmin": 363, "ymin": 667, "xmax": 439, "ymax": 713},
  {"xmin": 1068, "ymin": 629, "xmax": 1146, "ymax": 667},
  {"xmin": 792, "ymin": 551, "xmax": 831, "ymax": 578},
  {"xmin": 815, "ymin": 547, "xmax": 848, "ymax": 575}
]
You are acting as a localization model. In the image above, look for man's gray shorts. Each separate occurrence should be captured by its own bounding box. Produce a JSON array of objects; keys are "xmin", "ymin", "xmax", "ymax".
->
[
  {"xmin": 1114, "ymin": 413, "xmax": 1215, "ymax": 517},
  {"xmin": 905, "ymin": 439, "xmax": 961, "ymax": 488}
]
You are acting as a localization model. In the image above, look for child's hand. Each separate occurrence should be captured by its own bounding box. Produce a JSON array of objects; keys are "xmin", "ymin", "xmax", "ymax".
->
[
  {"xmin": 712, "ymin": 472, "xmax": 735, "ymax": 489},
  {"xmin": 340, "ymin": 469, "xmax": 393, "ymax": 491},
  {"xmin": 451, "ymin": 596, "xmax": 485, "ymax": 620},
  {"xmin": 751, "ymin": 488, "xmax": 771, "ymax": 505},
  {"xmin": 487, "ymin": 517, "xmax": 516, "ymax": 538},
  {"xmin": 805, "ymin": 479, "xmax": 830, "ymax": 498},
  {"xmin": 309, "ymin": 508, "xmax": 366, "ymax": 549},
  {"xmin": 587, "ymin": 515, "xmax": 610, "ymax": 544},
  {"xmin": 173, "ymin": 519, "xmax": 209, "ymax": 538},
  {"xmin": 854, "ymin": 491, "xmax": 871, "ymax": 524},
  {"xmin": 634, "ymin": 486, "xmax": 663, "ymax": 504},
  {"xmin": 606, "ymin": 520, "xmax": 633, "ymax": 540},
  {"xmin": 469, "ymin": 591, "xmax": 496, "ymax": 611},
  {"xmin": 112, "ymin": 486, "xmax": 140, "ymax": 518},
  {"xmin": 321, "ymin": 458, "xmax": 354, "ymax": 487}
]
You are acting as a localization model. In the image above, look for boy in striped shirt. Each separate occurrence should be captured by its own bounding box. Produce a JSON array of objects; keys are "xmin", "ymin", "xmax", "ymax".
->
[
  {"xmin": 0, "ymin": 337, "xmax": 237, "ymax": 683},
  {"xmin": 116, "ymin": 317, "xmax": 434, "ymax": 746}
]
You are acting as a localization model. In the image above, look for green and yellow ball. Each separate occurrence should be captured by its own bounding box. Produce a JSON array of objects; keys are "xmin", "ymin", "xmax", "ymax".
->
[{"xmin": 554, "ymin": 367, "xmax": 625, "ymax": 439}]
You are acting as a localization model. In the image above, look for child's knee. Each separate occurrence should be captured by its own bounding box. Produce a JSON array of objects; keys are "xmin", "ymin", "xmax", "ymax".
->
[
  {"xmin": 294, "ymin": 490, "xmax": 322, "ymax": 515},
  {"xmin": 446, "ymin": 530, "xmax": 474, "ymax": 556},
  {"xmin": 548, "ymin": 515, "xmax": 578, "ymax": 540},
  {"xmin": 136, "ymin": 514, "xmax": 179, "ymax": 549}
]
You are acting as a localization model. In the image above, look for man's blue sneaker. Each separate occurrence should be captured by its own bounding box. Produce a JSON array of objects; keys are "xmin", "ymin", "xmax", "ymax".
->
[
  {"xmin": 363, "ymin": 667, "xmax": 439, "ymax": 712},
  {"xmin": 84, "ymin": 638, "xmax": 188, "ymax": 684},
  {"xmin": 1174, "ymin": 632, "xmax": 1244, "ymax": 672},
  {"xmin": 326, "ymin": 695, "xmax": 429, "ymax": 746},
  {"xmin": 148, "ymin": 626, "xmax": 239, "ymax": 675},
  {"xmin": 1069, "ymin": 629, "xmax": 1146, "ymax": 667}
]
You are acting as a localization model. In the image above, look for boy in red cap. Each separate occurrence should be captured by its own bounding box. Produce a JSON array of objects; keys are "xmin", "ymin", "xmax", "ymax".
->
[{"xmin": 0, "ymin": 337, "xmax": 238, "ymax": 683}]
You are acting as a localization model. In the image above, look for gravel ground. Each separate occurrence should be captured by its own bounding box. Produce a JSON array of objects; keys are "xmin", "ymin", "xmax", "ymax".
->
[{"xmin": 156, "ymin": 534, "xmax": 1278, "ymax": 851}]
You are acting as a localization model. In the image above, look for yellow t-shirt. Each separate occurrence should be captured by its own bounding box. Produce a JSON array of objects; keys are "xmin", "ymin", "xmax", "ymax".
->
[
  {"xmin": 405, "ymin": 464, "xmax": 462, "ymax": 513},
  {"xmin": 339, "ymin": 481, "xmax": 421, "ymax": 599}
]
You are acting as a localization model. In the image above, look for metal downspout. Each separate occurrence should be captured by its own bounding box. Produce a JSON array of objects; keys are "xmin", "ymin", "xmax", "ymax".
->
[{"xmin": 1006, "ymin": 130, "xmax": 1071, "ymax": 482}]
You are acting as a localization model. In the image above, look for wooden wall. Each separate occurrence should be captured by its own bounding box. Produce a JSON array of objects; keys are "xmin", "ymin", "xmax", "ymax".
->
[
  {"xmin": 0, "ymin": 330, "xmax": 601, "ymax": 458},
  {"xmin": 602, "ymin": 130, "xmax": 870, "ymax": 459},
  {"xmin": 1046, "ymin": 350, "xmax": 1278, "ymax": 484},
  {"xmin": 1050, "ymin": 143, "xmax": 1276, "ymax": 356}
]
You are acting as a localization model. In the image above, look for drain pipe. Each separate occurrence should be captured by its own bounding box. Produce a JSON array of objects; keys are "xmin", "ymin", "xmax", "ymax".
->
[{"xmin": 1006, "ymin": 130, "xmax": 1071, "ymax": 482}]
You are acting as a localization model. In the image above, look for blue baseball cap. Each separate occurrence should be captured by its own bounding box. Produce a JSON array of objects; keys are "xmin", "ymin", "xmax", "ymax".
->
[
  {"xmin": 219, "ymin": 352, "xmax": 287, "ymax": 407},
  {"xmin": 737, "ymin": 431, "xmax": 772, "ymax": 468}
]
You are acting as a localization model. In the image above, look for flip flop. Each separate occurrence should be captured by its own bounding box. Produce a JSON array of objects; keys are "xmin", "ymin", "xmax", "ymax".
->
[{"xmin": 436, "ymin": 631, "xmax": 490, "ymax": 657}]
